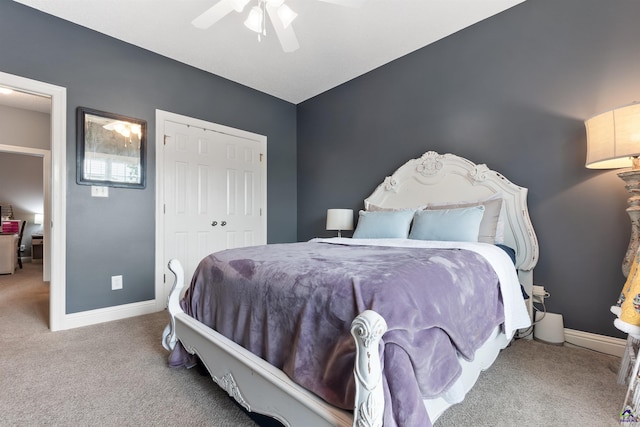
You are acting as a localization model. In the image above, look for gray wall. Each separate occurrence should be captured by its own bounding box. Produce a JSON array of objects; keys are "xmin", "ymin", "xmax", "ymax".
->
[
  {"xmin": 0, "ymin": 152, "xmax": 43, "ymax": 214},
  {"xmin": 0, "ymin": 2, "xmax": 297, "ymax": 313},
  {"xmin": 0, "ymin": 104, "xmax": 51, "ymax": 150},
  {"xmin": 297, "ymin": 0, "xmax": 640, "ymax": 338}
]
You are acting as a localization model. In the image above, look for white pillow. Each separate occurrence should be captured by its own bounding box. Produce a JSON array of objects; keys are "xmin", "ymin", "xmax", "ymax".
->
[
  {"xmin": 425, "ymin": 194, "xmax": 503, "ymax": 244},
  {"xmin": 367, "ymin": 203, "xmax": 427, "ymax": 212},
  {"xmin": 352, "ymin": 209, "xmax": 415, "ymax": 239},
  {"xmin": 409, "ymin": 205, "xmax": 485, "ymax": 242}
]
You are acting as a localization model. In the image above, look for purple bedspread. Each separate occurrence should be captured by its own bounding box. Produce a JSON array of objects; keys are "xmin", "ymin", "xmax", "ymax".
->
[{"xmin": 169, "ymin": 242, "xmax": 505, "ymax": 427}]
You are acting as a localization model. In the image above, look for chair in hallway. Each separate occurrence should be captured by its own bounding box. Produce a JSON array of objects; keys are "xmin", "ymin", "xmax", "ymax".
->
[{"xmin": 16, "ymin": 220, "xmax": 26, "ymax": 269}]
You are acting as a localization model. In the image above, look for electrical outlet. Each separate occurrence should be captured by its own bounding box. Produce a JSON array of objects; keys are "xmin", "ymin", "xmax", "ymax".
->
[
  {"xmin": 532, "ymin": 285, "xmax": 546, "ymax": 297},
  {"xmin": 532, "ymin": 285, "xmax": 546, "ymax": 304},
  {"xmin": 111, "ymin": 275, "xmax": 123, "ymax": 290},
  {"xmin": 19, "ymin": 244, "xmax": 25, "ymax": 252}
]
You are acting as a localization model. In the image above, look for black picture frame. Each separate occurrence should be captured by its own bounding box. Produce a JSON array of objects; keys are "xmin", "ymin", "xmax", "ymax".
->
[{"xmin": 76, "ymin": 107, "xmax": 146, "ymax": 189}]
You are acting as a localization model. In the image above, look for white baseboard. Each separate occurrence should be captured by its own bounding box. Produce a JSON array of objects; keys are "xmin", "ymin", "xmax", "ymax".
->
[
  {"xmin": 60, "ymin": 299, "xmax": 162, "ymax": 330},
  {"xmin": 563, "ymin": 328, "xmax": 626, "ymax": 357}
]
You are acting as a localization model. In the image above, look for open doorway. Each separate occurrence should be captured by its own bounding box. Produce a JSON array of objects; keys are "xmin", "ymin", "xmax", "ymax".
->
[
  {"xmin": 0, "ymin": 96, "xmax": 51, "ymax": 280},
  {"xmin": 0, "ymin": 150, "xmax": 48, "ymax": 271},
  {"xmin": 0, "ymin": 127, "xmax": 50, "ymax": 333},
  {"xmin": 0, "ymin": 71, "xmax": 66, "ymax": 331}
]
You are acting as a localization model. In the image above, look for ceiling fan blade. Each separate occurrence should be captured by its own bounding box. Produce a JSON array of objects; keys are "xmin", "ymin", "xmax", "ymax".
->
[
  {"xmin": 192, "ymin": 0, "xmax": 237, "ymax": 29},
  {"xmin": 315, "ymin": 0, "xmax": 366, "ymax": 8},
  {"xmin": 266, "ymin": 5, "xmax": 300, "ymax": 53}
]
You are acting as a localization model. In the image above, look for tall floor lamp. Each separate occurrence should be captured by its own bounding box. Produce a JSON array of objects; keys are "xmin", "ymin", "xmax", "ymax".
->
[
  {"xmin": 587, "ymin": 102, "xmax": 640, "ymax": 388},
  {"xmin": 585, "ymin": 102, "xmax": 640, "ymax": 278}
]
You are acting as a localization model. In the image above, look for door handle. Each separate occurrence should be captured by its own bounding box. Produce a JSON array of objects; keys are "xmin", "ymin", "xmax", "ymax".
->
[
  {"xmin": 221, "ymin": 221, "xmax": 227, "ymax": 226},
  {"xmin": 211, "ymin": 221, "xmax": 218, "ymax": 226}
]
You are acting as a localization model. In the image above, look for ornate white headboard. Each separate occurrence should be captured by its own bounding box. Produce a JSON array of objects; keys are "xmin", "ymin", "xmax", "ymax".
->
[{"xmin": 364, "ymin": 151, "xmax": 539, "ymax": 292}]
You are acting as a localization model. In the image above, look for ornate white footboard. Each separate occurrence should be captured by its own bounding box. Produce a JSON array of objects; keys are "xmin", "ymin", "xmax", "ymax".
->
[{"xmin": 162, "ymin": 259, "xmax": 387, "ymax": 427}]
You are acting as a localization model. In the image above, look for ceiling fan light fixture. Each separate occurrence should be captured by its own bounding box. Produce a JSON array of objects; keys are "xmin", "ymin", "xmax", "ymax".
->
[
  {"xmin": 244, "ymin": 5, "xmax": 264, "ymax": 33},
  {"xmin": 194, "ymin": 0, "xmax": 364, "ymax": 53},
  {"xmin": 233, "ymin": 0, "xmax": 251, "ymax": 12},
  {"xmin": 277, "ymin": 4, "xmax": 297, "ymax": 28}
]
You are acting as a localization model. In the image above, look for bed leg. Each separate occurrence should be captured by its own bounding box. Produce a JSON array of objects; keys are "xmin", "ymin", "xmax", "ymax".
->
[
  {"xmin": 350, "ymin": 310, "xmax": 388, "ymax": 427},
  {"xmin": 162, "ymin": 258, "xmax": 186, "ymax": 351}
]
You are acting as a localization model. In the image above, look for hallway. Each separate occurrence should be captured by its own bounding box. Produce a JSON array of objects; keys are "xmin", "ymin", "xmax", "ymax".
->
[{"xmin": 0, "ymin": 262, "xmax": 48, "ymax": 335}]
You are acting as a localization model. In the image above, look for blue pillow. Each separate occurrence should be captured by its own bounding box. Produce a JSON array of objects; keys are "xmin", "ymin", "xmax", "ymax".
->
[
  {"xmin": 409, "ymin": 205, "xmax": 485, "ymax": 242},
  {"xmin": 352, "ymin": 209, "xmax": 415, "ymax": 239}
]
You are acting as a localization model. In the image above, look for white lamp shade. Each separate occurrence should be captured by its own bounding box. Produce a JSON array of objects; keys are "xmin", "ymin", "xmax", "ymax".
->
[
  {"xmin": 585, "ymin": 103, "xmax": 640, "ymax": 169},
  {"xmin": 326, "ymin": 209, "xmax": 354, "ymax": 231},
  {"xmin": 244, "ymin": 5, "xmax": 263, "ymax": 33}
]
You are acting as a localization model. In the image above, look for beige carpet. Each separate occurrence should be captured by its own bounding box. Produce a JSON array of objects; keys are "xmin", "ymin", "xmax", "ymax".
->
[
  {"xmin": 0, "ymin": 262, "xmax": 628, "ymax": 426},
  {"xmin": 0, "ymin": 263, "xmax": 257, "ymax": 426},
  {"xmin": 435, "ymin": 337, "xmax": 626, "ymax": 426}
]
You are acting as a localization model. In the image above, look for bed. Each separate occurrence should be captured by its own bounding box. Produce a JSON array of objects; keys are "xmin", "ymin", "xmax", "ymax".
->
[{"xmin": 162, "ymin": 151, "xmax": 539, "ymax": 427}]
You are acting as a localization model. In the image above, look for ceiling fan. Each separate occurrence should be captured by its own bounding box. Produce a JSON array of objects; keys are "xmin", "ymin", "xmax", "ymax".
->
[{"xmin": 192, "ymin": 0, "xmax": 366, "ymax": 53}]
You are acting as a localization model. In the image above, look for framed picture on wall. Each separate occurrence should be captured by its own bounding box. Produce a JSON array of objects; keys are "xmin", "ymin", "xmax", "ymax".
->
[{"xmin": 76, "ymin": 107, "xmax": 147, "ymax": 189}]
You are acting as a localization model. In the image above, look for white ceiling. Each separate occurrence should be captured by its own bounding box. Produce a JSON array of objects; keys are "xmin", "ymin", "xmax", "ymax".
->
[{"xmin": 13, "ymin": 0, "xmax": 524, "ymax": 104}]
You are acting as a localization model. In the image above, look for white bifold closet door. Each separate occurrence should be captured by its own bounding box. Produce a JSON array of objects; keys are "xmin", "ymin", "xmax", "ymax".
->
[{"xmin": 163, "ymin": 120, "xmax": 266, "ymax": 296}]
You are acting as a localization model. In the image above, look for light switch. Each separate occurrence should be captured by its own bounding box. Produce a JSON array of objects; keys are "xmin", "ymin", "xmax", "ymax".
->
[{"xmin": 91, "ymin": 186, "xmax": 109, "ymax": 197}]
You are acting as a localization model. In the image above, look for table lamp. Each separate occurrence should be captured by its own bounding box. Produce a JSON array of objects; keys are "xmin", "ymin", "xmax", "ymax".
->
[{"xmin": 326, "ymin": 209, "xmax": 353, "ymax": 238}]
